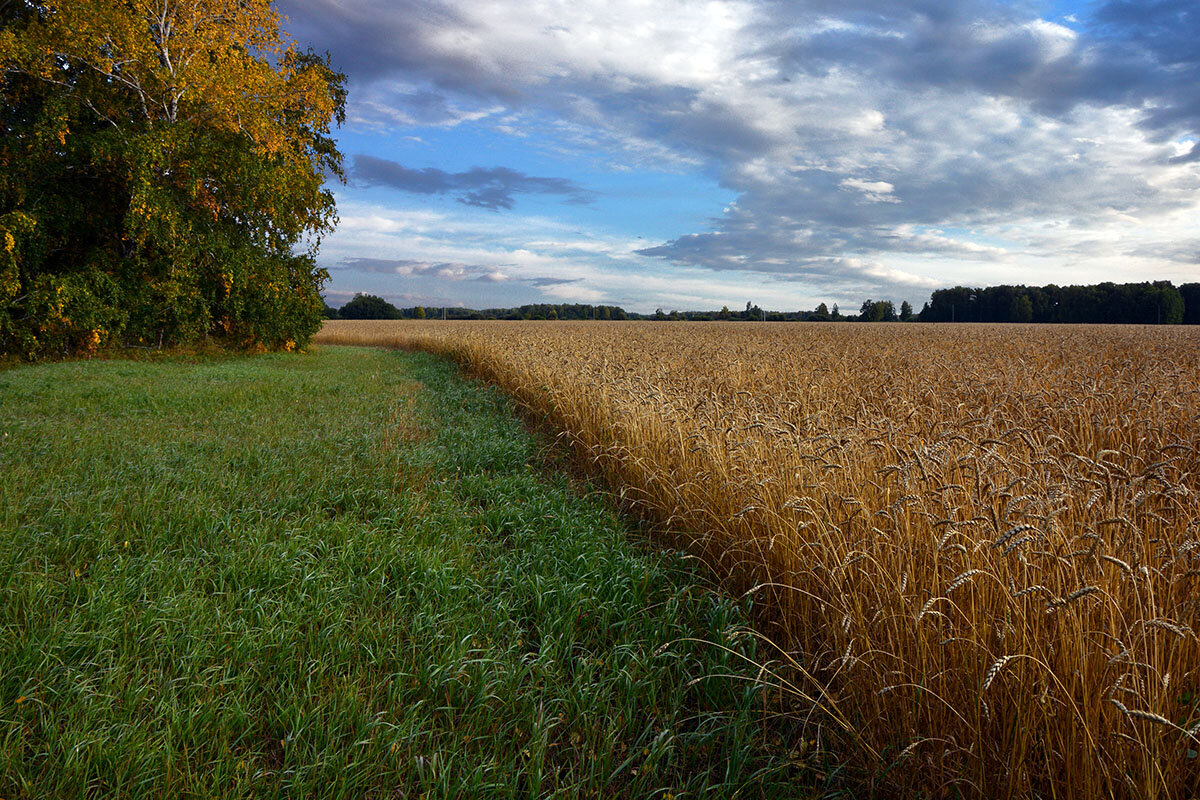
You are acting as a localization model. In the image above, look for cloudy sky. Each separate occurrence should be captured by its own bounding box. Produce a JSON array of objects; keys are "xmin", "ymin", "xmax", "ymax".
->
[{"xmin": 277, "ymin": 0, "xmax": 1200, "ymax": 313}]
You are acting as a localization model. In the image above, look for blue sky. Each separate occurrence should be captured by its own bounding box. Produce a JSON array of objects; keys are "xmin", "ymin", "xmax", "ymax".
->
[{"xmin": 278, "ymin": 0, "xmax": 1200, "ymax": 313}]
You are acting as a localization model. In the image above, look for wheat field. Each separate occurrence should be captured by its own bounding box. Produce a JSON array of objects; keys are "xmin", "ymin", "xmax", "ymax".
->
[{"xmin": 316, "ymin": 320, "xmax": 1200, "ymax": 798}]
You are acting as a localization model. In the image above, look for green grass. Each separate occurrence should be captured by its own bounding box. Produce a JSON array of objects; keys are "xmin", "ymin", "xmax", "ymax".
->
[{"xmin": 0, "ymin": 346, "xmax": 813, "ymax": 798}]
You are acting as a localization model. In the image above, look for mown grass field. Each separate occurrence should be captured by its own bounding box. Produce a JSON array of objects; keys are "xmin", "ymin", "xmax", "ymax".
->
[
  {"xmin": 317, "ymin": 320, "xmax": 1200, "ymax": 799},
  {"xmin": 0, "ymin": 346, "xmax": 813, "ymax": 798}
]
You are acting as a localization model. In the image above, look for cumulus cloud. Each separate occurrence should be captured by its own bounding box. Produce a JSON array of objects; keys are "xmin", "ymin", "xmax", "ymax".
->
[
  {"xmin": 281, "ymin": 0, "xmax": 1200, "ymax": 302},
  {"xmin": 324, "ymin": 199, "xmax": 853, "ymax": 310},
  {"xmin": 352, "ymin": 155, "xmax": 595, "ymax": 210},
  {"xmin": 339, "ymin": 253, "xmax": 590, "ymax": 292},
  {"xmin": 840, "ymin": 178, "xmax": 899, "ymax": 204},
  {"xmin": 341, "ymin": 257, "xmax": 518, "ymax": 281}
]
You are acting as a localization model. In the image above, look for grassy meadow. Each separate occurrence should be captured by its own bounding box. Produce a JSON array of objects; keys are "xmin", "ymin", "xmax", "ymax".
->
[
  {"xmin": 316, "ymin": 320, "xmax": 1200, "ymax": 799},
  {"xmin": 0, "ymin": 347, "xmax": 814, "ymax": 798}
]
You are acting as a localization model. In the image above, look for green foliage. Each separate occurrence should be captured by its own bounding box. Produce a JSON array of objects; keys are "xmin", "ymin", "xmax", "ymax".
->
[
  {"xmin": 858, "ymin": 299, "xmax": 898, "ymax": 322},
  {"xmin": 920, "ymin": 281, "xmax": 1188, "ymax": 324},
  {"xmin": 0, "ymin": 347, "xmax": 812, "ymax": 797},
  {"xmin": 0, "ymin": 1, "xmax": 345, "ymax": 358},
  {"xmin": 337, "ymin": 293, "xmax": 403, "ymax": 320},
  {"xmin": 1012, "ymin": 294, "xmax": 1034, "ymax": 323},
  {"xmin": 1180, "ymin": 283, "xmax": 1200, "ymax": 325},
  {"xmin": 403, "ymin": 288, "xmax": 1198, "ymax": 327},
  {"xmin": 466, "ymin": 303, "xmax": 628, "ymax": 321}
]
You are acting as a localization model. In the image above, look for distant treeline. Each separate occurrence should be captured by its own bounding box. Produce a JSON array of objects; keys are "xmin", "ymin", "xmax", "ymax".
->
[
  {"xmin": 326, "ymin": 295, "xmax": 848, "ymax": 322},
  {"xmin": 327, "ymin": 282, "xmax": 1200, "ymax": 324},
  {"xmin": 326, "ymin": 295, "xmax": 633, "ymax": 321},
  {"xmin": 918, "ymin": 282, "xmax": 1200, "ymax": 324}
]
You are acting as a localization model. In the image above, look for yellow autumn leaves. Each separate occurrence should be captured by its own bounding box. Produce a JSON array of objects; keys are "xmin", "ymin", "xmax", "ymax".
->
[{"xmin": 13, "ymin": 0, "xmax": 338, "ymax": 165}]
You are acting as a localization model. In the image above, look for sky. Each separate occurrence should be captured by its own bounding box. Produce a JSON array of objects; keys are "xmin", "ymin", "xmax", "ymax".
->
[{"xmin": 276, "ymin": 0, "xmax": 1200, "ymax": 314}]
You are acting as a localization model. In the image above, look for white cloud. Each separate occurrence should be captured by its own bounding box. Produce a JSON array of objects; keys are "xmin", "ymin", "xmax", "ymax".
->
[
  {"xmin": 322, "ymin": 198, "xmax": 947, "ymax": 311},
  {"xmin": 284, "ymin": 0, "xmax": 1200, "ymax": 304},
  {"xmin": 840, "ymin": 178, "xmax": 899, "ymax": 203}
]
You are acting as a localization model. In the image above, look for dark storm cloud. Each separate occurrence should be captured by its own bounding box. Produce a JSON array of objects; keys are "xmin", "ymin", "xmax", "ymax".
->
[{"xmin": 351, "ymin": 155, "xmax": 595, "ymax": 210}]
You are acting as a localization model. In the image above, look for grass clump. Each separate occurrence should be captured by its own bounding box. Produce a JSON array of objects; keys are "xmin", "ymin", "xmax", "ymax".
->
[{"xmin": 0, "ymin": 346, "xmax": 810, "ymax": 798}]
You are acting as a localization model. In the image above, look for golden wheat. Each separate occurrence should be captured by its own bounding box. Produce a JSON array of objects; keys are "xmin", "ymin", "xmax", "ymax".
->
[{"xmin": 317, "ymin": 320, "xmax": 1200, "ymax": 798}]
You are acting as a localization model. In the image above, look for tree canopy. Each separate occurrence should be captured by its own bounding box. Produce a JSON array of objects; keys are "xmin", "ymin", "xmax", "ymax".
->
[
  {"xmin": 918, "ymin": 282, "xmax": 1186, "ymax": 324},
  {"xmin": 337, "ymin": 294, "xmax": 403, "ymax": 320},
  {"xmin": 858, "ymin": 299, "xmax": 898, "ymax": 322},
  {"xmin": 0, "ymin": 0, "xmax": 346, "ymax": 358}
]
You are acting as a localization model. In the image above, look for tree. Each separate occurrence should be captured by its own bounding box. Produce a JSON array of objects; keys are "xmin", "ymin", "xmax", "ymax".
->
[
  {"xmin": 810, "ymin": 302, "xmax": 830, "ymax": 322},
  {"xmin": 0, "ymin": 0, "xmax": 346, "ymax": 358},
  {"xmin": 831, "ymin": 304, "xmax": 840, "ymax": 320},
  {"xmin": 1181, "ymin": 284, "xmax": 1200, "ymax": 325},
  {"xmin": 414, "ymin": 305, "xmax": 426, "ymax": 320},
  {"xmin": 1012, "ymin": 295, "xmax": 1033, "ymax": 323},
  {"xmin": 921, "ymin": 282, "xmax": 1184, "ymax": 324},
  {"xmin": 339, "ymin": 294, "xmax": 401, "ymax": 320},
  {"xmin": 899, "ymin": 300, "xmax": 914, "ymax": 321},
  {"xmin": 1148, "ymin": 281, "xmax": 1184, "ymax": 324},
  {"xmin": 922, "ymin": 287, "xmax": 976, "ymax": 322},
  {"xmin": 718, "ymin": 305, "xmax": 731, "ymax": 320},
  {"xmin": 859, "ymin": 300, "xmax": 897, "ymax": 322}
]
